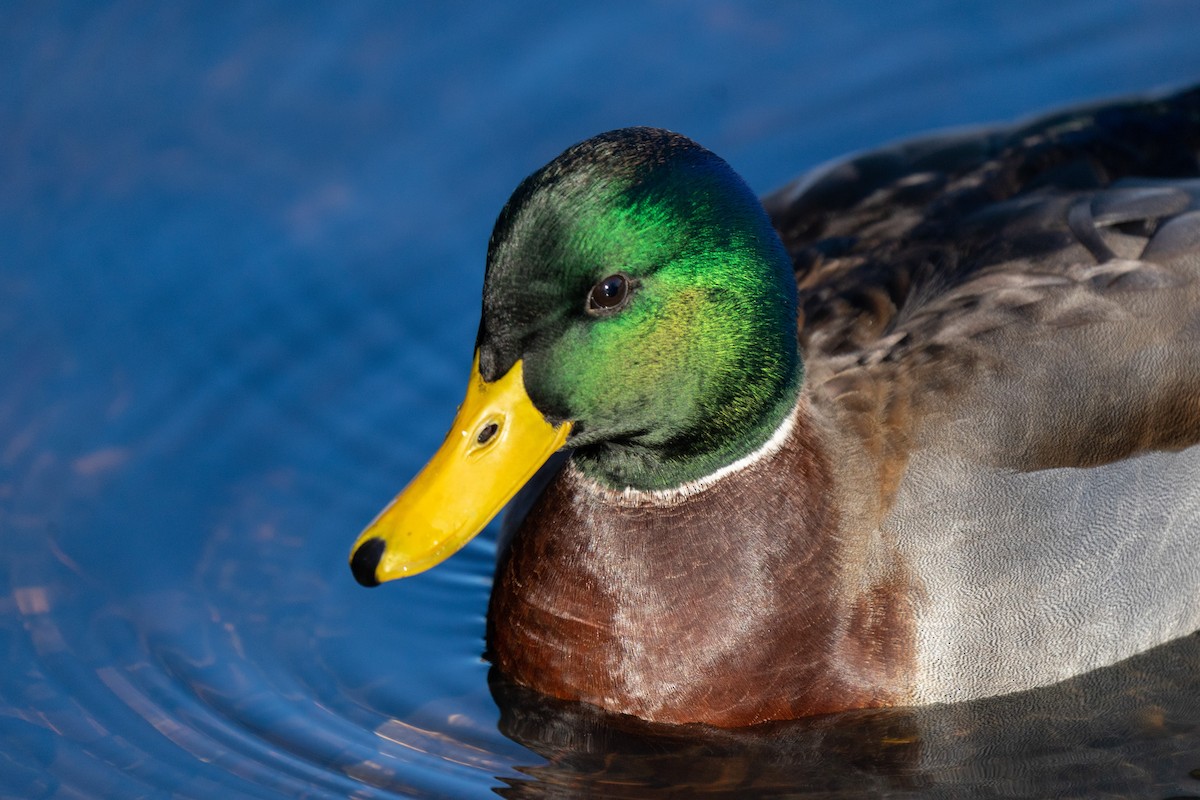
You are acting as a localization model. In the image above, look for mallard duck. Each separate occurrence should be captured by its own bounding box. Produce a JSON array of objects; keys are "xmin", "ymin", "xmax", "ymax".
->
[{"xmin": 350, "ymin": 85, "xmax": 1200, "ymax": 727}]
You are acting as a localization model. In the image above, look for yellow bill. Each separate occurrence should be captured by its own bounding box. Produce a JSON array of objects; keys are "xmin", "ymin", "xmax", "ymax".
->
[{"xmin": 349, "ymin": 353, "xmax": 572, "ymax": 585}]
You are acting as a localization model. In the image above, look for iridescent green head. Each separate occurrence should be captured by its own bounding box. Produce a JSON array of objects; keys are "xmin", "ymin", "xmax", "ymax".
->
[{"xmin": 477, "ymin": 128, "xmax": 801, "ymax": 490}]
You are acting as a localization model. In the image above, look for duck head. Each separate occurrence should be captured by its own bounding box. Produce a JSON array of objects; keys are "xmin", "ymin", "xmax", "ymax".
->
[{"xmin": 350, "ymin": 128, "xmax": 801, "ymax": 586}]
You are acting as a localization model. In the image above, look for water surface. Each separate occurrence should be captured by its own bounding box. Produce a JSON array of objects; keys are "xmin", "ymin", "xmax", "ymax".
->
[{"xmin": 4, "ymin": 3, "xmax": 1200, "ymax": 797}]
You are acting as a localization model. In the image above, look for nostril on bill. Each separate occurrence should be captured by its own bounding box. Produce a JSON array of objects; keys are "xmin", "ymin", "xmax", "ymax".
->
[
  {"xmin": 350, "ymin": 537, "xmax": 386, "ymax": 587},
  {"xmin": 476, "ymin": 421, "xmax": 499, "ymax": 445}
]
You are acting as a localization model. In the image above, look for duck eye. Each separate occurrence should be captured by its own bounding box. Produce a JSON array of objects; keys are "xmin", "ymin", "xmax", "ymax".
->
[{"xmin": 587, "ymin": 273, "xmax": 629, "ymax": 313}]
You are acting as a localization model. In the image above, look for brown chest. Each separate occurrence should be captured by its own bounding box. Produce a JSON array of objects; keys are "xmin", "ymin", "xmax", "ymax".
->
[{"xmin": 487, "ymin": 419, "xmax": 918, "ymax": 726}]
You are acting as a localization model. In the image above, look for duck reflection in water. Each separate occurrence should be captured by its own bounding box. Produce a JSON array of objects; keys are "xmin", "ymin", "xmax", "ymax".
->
[{"xmin": 489, "ymin": 634, "xmax": 1200, "ymax": 799}]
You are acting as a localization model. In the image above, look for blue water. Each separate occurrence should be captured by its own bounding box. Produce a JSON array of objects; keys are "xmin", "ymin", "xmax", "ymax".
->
[{"xmin": 4, "ymin": 2, "xmax": 1200, "ymax": 797}]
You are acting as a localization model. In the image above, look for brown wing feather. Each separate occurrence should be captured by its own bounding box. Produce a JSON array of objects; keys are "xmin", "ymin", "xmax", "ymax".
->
[{"xmin": 763, "ymin": 85, "xmax": 1200, "ymax": 472}]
